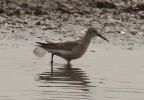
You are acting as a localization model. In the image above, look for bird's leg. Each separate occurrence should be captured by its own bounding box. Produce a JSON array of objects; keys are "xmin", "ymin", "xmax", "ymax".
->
[
  {"xmin": 113, "ymin": 23, "xmax": 117, "ymax": 32},
  {"xmin": 51, "ymin": 61, "xmax": 53, "ymax": 76},
  {"xmin": 51, "ymin": 54, "xmax": 54, "ymax": 64},
  {"xmin": 67, "ymin": 60, "xmax": 71, "ymax": 65},
  {"xmin": 66, "ymin": 63, "xmax": 71, "ymax": 69},
  {"xmin": 50, "ymin": 54, "xmax": 54, "ymax": 76}
]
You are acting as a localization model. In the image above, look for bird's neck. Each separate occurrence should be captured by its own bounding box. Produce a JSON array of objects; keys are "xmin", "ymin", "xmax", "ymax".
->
[{"xmin": 82, "ymin": 33, "xmax": 92, "ymax": 45}]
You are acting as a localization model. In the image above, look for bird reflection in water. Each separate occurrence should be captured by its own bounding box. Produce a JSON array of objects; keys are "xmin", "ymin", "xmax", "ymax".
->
[{"xmin": 37, "ymin": 63, "xmax": 91, "ymax": 91}]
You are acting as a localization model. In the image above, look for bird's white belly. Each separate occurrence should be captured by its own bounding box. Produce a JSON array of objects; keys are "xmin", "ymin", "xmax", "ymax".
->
[{"xmin": 48, "ymin": 49, "xmax": 73, "ymax": 58}]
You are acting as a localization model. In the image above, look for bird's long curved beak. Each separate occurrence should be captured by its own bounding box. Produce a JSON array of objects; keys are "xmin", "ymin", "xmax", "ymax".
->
[{"xmin": 97, "ymin": 34, "xmax": 109, "ymax": 42}]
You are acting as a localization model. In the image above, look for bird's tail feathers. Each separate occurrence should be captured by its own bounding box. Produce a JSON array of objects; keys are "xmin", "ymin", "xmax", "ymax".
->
[{"xmin": 36, "ymin": 42, "xmax": 48, "ymax": 47}]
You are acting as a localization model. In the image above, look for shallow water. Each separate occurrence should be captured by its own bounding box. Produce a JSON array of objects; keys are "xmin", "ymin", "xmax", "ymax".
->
[{"xmin": 0, "ymin": 40, "xmax": 144, "ymax": 100}]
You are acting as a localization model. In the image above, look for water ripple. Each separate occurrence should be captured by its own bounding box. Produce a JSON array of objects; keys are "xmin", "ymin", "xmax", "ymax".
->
[{"xmin": 36, "ymin": 64, "xmax": 92, "ymax": 100}]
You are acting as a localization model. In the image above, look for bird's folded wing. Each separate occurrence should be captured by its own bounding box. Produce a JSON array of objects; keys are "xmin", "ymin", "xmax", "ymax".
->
[{"xmin": 36, "ymin": 41, "xmax": 79, "ymax": 51}]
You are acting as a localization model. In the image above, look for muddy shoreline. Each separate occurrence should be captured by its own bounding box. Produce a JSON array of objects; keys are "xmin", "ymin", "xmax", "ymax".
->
[{"xmin": 0, "ymin": 0, "xmax": 144, "ymax": 49}]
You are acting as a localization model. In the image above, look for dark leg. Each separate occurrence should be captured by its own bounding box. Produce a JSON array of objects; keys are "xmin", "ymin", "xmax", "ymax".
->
[
  {"xmin": 65, "ymin": 60, "xmax": 71, "ymax": 69},
  {"xmin": 51, "ymin": 54, "xmax": 54, "ymax": 64},
  {"xmin": 51, "ymin": 62, "xmax": 53, "ymax": 76},
  {"xmin": 51, "ymin": 54, "xmax": 54, "ymax": 76},
  {"xmin": 67, "ymin": 60, "xmax": 71, "ymax": 66},
  {"xmin": 66, "ymin": 63, "xmax": 71, "ymax": 69}
]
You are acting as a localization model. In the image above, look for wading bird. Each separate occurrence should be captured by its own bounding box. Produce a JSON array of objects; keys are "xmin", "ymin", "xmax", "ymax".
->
[{"xmin": 36, "ymin": 27, "xmax": 109, "ymax": 65}]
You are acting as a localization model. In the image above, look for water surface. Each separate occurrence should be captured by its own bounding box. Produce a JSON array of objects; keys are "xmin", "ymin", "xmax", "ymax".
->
[{"xmin": 0, "ymin": 40, "xmax": 144, "ymax": 100}]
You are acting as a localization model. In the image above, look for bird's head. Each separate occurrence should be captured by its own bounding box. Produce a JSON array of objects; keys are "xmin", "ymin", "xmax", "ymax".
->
[{"xmin": 86, "ymin": 28, "xmax": 109, "ymax": 42}]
